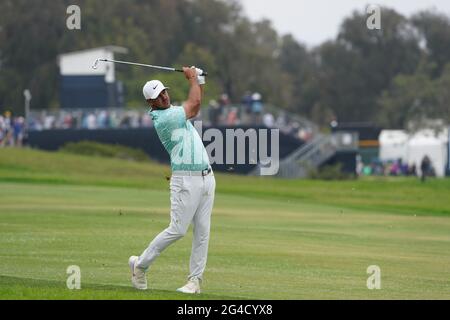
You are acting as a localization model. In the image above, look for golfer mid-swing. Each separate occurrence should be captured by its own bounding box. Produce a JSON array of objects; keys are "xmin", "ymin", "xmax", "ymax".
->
[{"xmin": 129, "ymin": 67, "xmax": 215, "ymax": 294}]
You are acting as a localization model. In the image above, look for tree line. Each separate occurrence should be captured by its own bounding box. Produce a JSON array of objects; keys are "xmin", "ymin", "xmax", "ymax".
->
[{"xmin": 1, "ymin": 0, "xmax": 449, "ymax": 129}]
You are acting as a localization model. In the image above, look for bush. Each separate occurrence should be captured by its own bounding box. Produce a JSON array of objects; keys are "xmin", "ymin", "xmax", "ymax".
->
[
  {"xmin": 307, "ymin": 163, "xmax": 356, "ymax": 180},
  {"xmin": 60, "ymin": 141, "xmax": 151, "ymax": 162}
]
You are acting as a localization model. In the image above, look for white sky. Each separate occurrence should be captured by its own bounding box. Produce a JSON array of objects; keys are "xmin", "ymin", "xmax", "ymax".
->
[{"xmin": 240, "ymin": 0, "xmax": 450, "ymax": 47}]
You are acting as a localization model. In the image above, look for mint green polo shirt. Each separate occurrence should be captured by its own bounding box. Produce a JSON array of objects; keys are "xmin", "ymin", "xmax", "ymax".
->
[{"xmin": 149, "ymin": 106, "xmax": 210, "ymax": 171}]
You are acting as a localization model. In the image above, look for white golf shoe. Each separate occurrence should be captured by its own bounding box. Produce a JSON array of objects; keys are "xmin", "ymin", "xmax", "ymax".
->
[
  {"xmin": 176, "ymin": 278, "xmax": 201, "ymax": 294},
  {"xmin": 128, "ymin": 256, "xmax": 147, "ymax": 290}
]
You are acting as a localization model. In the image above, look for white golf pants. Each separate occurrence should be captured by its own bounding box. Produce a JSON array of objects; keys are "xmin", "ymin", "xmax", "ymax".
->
[{"xmin": 137, "ymin": 173, "xmax": 215, "ymax": 281}]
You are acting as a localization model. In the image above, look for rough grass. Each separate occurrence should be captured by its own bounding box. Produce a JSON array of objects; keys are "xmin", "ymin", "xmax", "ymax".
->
[{"xmin": 60, "ymin": 140, "xmax": 152, "ymax": 163}]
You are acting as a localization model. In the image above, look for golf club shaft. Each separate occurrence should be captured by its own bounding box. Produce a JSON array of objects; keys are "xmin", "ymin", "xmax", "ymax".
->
[{"xmin": 98, "ymin": 59, "xmax": 208, "ymax": 76}]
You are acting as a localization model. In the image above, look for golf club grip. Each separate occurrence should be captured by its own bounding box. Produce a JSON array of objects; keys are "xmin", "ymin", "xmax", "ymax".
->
[{"xmin": 175, "ymin": 69, "xmax": 208, "ymax": 77}]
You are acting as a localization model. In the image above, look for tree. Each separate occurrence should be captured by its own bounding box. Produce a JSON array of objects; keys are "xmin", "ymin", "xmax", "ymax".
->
[
  {"xmin": 378, "ymin": 62, "xmax": 450, "ymax": 130},
  {"xmin": 278, "ymin": 34, "xmax": 316, "ymax": 114},
  {"xmin": 412, "ymin": 10, "xmax": 450, "ymax": 78},
  {"xmin": 312, "ymin": 8, "xmax": 422, "ymax": 124},
  {"xmin": 1, "ymin": 0, "xmax": 449, "ymax": 130},
  {"xmin": 0, "ymin": 0, "xmax": 67, "ymax": 114}
]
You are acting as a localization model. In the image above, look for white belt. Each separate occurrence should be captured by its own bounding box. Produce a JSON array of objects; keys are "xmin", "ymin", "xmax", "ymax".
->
[{"xmin": 172, "ymin": 167, "xmax": 213, "ymax": 177}]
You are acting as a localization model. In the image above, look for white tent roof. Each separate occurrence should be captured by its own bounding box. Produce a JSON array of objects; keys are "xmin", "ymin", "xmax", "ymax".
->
[
  {"xmin": 379, "ymin": 130, "xmax": 408, "ymax": 145},
  {"xmin": 407, "ymin": 128, "xmax": 449, "ymax": 177},
  {"xmin": 378, "ymin": 128, "xmax": 449, "ymax": 177},
  {"xmin": 408, "ymin": 129, "xmax": 448, "ymax": 146},
  {"xmin": 379, "ymin": 130, "xmax": 409, "ymax": 162}
]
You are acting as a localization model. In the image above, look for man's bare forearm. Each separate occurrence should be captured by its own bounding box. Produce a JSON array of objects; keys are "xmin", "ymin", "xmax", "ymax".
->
[{"xmin": 183, "ymin": 67, "xmax": 203, "ymax": 119}]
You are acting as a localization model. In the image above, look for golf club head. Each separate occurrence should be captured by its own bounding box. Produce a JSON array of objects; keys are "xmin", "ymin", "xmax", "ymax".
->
[
  {"xmin": 92, "ymin": 59, "xmax": 99, "ymax": 70},
  {"xmin": 92, "ymin": 59, "xmax": 101, "ymax": 70}
]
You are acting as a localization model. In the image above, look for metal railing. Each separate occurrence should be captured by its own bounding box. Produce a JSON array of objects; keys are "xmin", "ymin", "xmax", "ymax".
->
[{"xmin": 251, "ymin": 131, "xmax": 358, "ymax": 178}]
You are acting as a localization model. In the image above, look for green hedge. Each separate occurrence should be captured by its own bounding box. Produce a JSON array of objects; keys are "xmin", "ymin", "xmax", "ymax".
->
[
  {"xmin": 307, "ymin": 163, "xmax": 356, "ymax": 180},
  {"xmin": 59, "ymin": 141, "xmax": 151, "ymax": 163}
]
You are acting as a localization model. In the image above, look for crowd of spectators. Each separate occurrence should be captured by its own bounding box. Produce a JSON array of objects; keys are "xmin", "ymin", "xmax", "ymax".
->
[
  {"xmin": 0, "ymin": 111, "xmax": 26, "ymax": 147},
  {"xmin": 205, "ymin": 92, "xmax": 264, "ymax": 127},
  {"xmin": 1, "ymin": 90, "xmax": 316, "ymax": 149},
  {"xmin": 28, "ymin": 109, "xmax": 154, "ymax": 131},
  {"xmin": 20, "ymin": 91, "xmax": 315, "ymax": 143},
  {"xmin": 357, "ymin": 156, "xmax": 436, "ymax": 179},
  {"xmin": 204, "ymin": 92, "xmax": 314, "ymax": 142}
]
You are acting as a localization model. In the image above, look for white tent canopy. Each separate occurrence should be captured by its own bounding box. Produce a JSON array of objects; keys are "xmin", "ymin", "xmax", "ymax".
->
[
  {"xmin": 379, "ymin": 128, "xmax": 449, "ymax": 177},
  {"xmin": 379, "ymin": 130, "xmax": 409, "ymax": 162},
  {"xmin": 407, "ymin": 129, "xmax": 448, "ymax": 177}
]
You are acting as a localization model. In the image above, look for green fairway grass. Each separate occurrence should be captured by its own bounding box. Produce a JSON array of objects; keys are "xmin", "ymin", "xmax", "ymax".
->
[{"xmin": 0, "ymin": 148, "xmax": 449, "ymax": 300}]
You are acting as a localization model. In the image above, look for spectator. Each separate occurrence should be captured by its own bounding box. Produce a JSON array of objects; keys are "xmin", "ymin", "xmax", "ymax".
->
[
  {"xmin": 262, "ymin": 112, "xmax": 275, "ymax": 128},
  {"xmin": 420, "ymin": 155, "xmax": 432, "ymax": 182},
  {"xmin": 28, "ymin": 115, "xmax": 43, "ymax": 131},
  {"xmin": 389, "ymin": 160, "xmax": 400, "ymax": 176},
  {"xmin": 363, "ymin": 165, "xmax": 372, "ymax": 176},
  {"xmin": 372, "ymin": 161, "xmax": 384, "ymax": 176},
  {"xmin": 356, "ymin": 155, "xmax": 364, "ymax": 176},
  {"xmin": 119, "ymin": 113, "xmax": 131, "ymax": 128},
  {"xmin": 219, "ymin": 93, "xmax": 231, "ymax": 121},
  {"xmin": 86, "ymin": 113, "xmax": 97, "ymax": 129},
  {"xmin": 275, "ymin": 111, "xmax": 288, "ymax": 129},
  {"xmin": 219, "ymin": 93, "xmax": 230, "ymax": 108},
  {"xmin": 0, "ymin": 115, "xmax": 5, "ymax": 146},
  {"xmin": 226, "ymin": 107, "xmax": 239, "ymax": 126},
  {"xmin": 3, "ymin": 111, "xmax": 13, "ymax": 146},
  {"xmin": 109, "ymin": 111, "xmax": 119, "ymax": 128},
  {"xmin": 130, "ymin": 112, "xmax": 140, "ymax": 128},
  {"xmin": 408, "ymin": 163, "xmax": 417, "ymax": 176},
  {"xmin": 298, "ymin": 128, "xmax": 313, "ymax": 142},
  {"xmin": 13, "ymin": 117, "xmax": 25, "ymax": 147},
  {"xmin": 62, "ymin": 113, "xmax": 73, "ymax": 129},
  {"xmin": 241, "ymin": 91, "xmax": 253, "ymax": 124},
  {"xmin": 400, "ymin": 159, "xmax": 409, "ymax": 176},
  {"xmin": 208, "ymin": 100, "xmax": 221, "ymax": 126},
  {"xmin": 97, "ymin": 110, "xmax": 108, "ymax": 128},
  {"xmin": 44, "ymin": 114, "xmax": 55, "ymax": 129},
  {"xmin": 251, "ymin": 92, "xmax": 263, "ymax": 124}
]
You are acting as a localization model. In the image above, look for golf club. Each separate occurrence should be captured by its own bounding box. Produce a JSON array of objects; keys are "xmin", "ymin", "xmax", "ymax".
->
[{"xmin": 92, "ymin": 58, "xmax": 208, "ymax": 76}]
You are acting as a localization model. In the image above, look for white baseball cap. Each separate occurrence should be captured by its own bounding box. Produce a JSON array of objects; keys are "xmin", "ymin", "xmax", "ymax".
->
[{"xmin": 143, "ymin": 80, "xmax": 169, "ymax": 100}]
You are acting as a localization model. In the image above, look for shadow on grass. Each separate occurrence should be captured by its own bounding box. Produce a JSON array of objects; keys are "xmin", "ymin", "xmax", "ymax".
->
[{"xmin": 0, "ymin": 275, "xmax": 243, "ymax": 300}]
